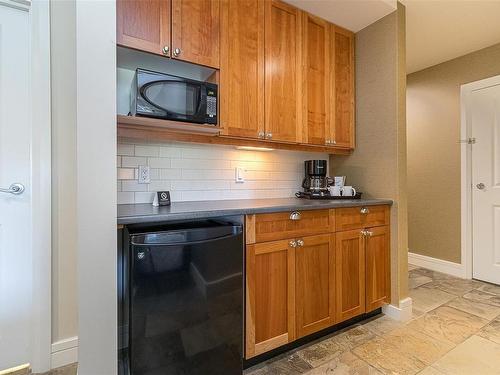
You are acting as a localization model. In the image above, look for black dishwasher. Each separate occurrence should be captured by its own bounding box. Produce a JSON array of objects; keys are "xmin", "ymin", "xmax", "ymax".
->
[{"xmin": 127, "ymin": 220, "xmax": 243, "ymax": 375}]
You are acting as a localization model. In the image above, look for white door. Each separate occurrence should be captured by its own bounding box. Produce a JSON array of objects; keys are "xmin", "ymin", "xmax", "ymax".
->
[
  {"xmin": 0, "ymin": 2, "xmax": 33, "ymax": 371},
  {"xmin": 471, "ymin": 82, "xmax": 500, "ymax": 285}
]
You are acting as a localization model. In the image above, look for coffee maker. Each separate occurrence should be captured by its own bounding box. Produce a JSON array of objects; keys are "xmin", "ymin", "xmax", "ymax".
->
[{"xmin": 298, "ymin": 160, "xmax": 333, "ymax": 198}]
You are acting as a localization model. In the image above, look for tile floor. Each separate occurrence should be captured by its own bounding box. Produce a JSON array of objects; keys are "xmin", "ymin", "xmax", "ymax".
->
[
  {"xmin": 246, "ymin": 264, "xmax": 500, "ymax": 375},
  {"xmin": 41, "ymin": 265, "xmax": 500, "ymax": 375}
]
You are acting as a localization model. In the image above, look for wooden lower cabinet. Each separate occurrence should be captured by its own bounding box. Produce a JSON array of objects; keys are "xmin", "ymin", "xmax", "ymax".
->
[
  {"xmin": 295, "ymin": 234, "xmax": 335, "ymax": 338},
  {"xmin": 335, "ymin": 229, "xmax": 365, "ymax": 322},
  {"xmin": 246, "ymin": 239, "xmax": 295, "ymax": 358},
  {"xmin": 365, "ymin": 226, "xmax": 391, "ymax": 311},
  {"xmin": 245, "ymin": 207, "xmax": 390, "ymax": 358}
]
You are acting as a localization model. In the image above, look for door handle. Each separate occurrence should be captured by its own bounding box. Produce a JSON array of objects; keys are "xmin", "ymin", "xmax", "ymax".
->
[
  {"xmin": 0, "ymin": 183, "xmax": 25, "ymax": 195},
  {"xmin": 476, "ymin": 183, "xmax": 486, "ymax": 190}
]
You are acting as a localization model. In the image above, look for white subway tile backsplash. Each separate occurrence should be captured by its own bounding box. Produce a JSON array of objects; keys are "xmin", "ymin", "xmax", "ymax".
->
[
  {"xmin": 117, "ymin": 142, "xmax": 328, "ymax": 204},
  {"xmin": 134, "ymin": 192, "xmax": 156, "ymax": 204},
  {"xmin": 159, "ymin": 146, "xmax": 182, "ymax": 158},
  {"xmin": 118, "ymin": 192, "xmax": 134, "ymax": 204},
  {"xmin": 148, "ymin": 157, "xmax": 171, "ymax": 168},
  {"xmin": 160, "ymin": 169, "xmax": 182, "ymax": 180},
  {"xmin": 122, "ymin": 180, "xmax": 148, "ymax": 192},
  {"xmin": 135, "ymin": 145, "xmax": 160, "ymax": 157},
  {"xmin": 118, "ymin": 144, "xmax": 135, "ymax": 156},
  {"xmin": 122, "ymin": 156, "xmax": 147, "ymax": 168},
  {"xmin": 117, "ymin": 168, "xmax": 136, "ymax": 180},
  {"xmin": 148, "ymin": 180, "xmax": 172, "ymax": 191}
]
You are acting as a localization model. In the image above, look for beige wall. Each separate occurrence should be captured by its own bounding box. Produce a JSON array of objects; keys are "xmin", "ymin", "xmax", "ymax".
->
[
  {"xmin": 407, "ymin": 43, "xmax": 500, "ymax": 263},
  {"xmin": 330, "ymin": 3, "xmax": 408, "ymax": 305},
  {"xmin": 50, "ymin": 0, "xmax": 78, "ymax": 344}
]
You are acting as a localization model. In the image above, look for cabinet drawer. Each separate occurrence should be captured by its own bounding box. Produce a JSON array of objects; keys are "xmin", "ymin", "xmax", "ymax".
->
[
  {"xmin": 335, "ymin": 205, "xmax": 389, "ymax": 231},
  {"xmin": 246, "ymin": 209, "xmax": 334, "ymax": 244}
]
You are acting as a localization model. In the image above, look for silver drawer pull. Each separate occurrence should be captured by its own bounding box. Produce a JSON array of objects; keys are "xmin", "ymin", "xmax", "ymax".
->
[
  {"xmin": 290, "ymin": 211, "xmax": 301, "ymax": 220},
  {"xmin": 296, "ymin": 239, "xmax": 304, "ymax": 247},
  {"xmin": 289, "ymin": 240, "xmax": 297, "ymax": 248},
  {"xmin": 360, "ymin": 207, "xmax": 369, "ymax": 214}
]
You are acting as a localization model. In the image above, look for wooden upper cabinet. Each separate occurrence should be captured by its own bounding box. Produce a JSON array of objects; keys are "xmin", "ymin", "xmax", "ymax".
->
[
  {"xmin": 302, "ymin": 13, "xmax": 330, "ymax": 146},
  {"xmin": 295, "ymin": 234, "xmax": 335, "ymax": 338},
  {"xmin": 331, "ymin": 26, "xmax": 355, "ymax": 148},
  {"xmin": 220, "ymin": 0, "xmax": 264, "ymax": 139},
  {"xmin": 264, "ymin": 0, "xmax": 302, "ymax": 143},
  {"xmin": 246, "ymin": 240, "xmax": 295, "ymax": 358},
  {"xmin": 335, "ymin": 229, "xmax": 365, "ymax": 322},
  {"xmin": 365, "ymin": 226, "xmax": 391, "ymax": 312},
  {"xmin": 171, "ymin": 0, "xmax": 220, "ymax": 68},
  {"xmin": 117, "ymin": 0, "xmax": 171, "ymax": 56}
]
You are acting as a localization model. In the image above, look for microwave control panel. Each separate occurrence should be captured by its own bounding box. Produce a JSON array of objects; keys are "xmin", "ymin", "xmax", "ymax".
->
[{"xmin": 206, "ymin": 95, "xmax": 217, "ymax": 118}]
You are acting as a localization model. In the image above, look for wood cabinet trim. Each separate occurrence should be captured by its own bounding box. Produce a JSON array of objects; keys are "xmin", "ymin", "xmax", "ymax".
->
[{"xmin": 246, "ymin": 214, "xmax": 256, "ymax": 244}]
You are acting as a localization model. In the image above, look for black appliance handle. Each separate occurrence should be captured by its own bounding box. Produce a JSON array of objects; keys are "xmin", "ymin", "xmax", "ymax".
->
[{"xmin": 130, "ymin": 226, "xmax": 242, "ymax": 247}]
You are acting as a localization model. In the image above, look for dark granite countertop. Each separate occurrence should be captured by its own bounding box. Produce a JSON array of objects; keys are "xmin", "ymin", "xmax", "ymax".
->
[{"xmin": 117, "ymin": 197, "xmax": 393, "ymax": 225}]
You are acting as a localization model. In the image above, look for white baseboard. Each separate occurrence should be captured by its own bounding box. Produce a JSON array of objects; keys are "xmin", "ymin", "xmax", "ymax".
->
[
  {"xmin": 51, "ymin": 337, "xmax": 78, "ymax": 369},
  {"xmin": 408, "ymin": 251, "xmax": 466, "ymax": 279},
  {"xmin": 382, "ymin": 297, "xmax": 413, "ymax": 321}
]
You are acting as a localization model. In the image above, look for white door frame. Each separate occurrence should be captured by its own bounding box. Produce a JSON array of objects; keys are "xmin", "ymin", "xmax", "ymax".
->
[
  {"xmin": 0, "ymin": 0, "xmax": 53, "ymax": 371},
  {"xmin": 460, "ymin": 74, "xmax": 500, "ymax": 281}
]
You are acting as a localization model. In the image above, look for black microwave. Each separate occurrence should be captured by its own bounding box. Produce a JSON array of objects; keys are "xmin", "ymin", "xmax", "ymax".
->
[{"xmin": 131, "ymin": 68, "xmax": 217, "ymax": 125}]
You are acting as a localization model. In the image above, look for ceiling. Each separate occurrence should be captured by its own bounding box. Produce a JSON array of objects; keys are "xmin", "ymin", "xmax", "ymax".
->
[
  {"xmin": 403, "ymin": 0, "xmax": 500, "ymax": 74},
  {"xmin": 284, "ymin": 0, "xmax": 397, "ymax": 32}
]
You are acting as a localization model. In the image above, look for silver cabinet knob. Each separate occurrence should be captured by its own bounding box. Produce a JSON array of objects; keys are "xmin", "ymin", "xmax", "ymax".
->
[
  {"xmin": 0, "ymin": 183, "xmax": 25, "ymax": 195},
  {"xmin": 162, "ymin": 45, "xmax": 169, "ymax": 55},
  {"xmin": 296, "ymin": 239, "xmax": 304, "ymax": 247},
  {"xmin": 366, "ymin": 231, "xmax": 373, "ymax": 237},
  {"xmin": 289, "ymin": 240, "xmax": 297, "ymax": 248},
  {"xmin": 477, "ymin": 183, "xmax": 486, "ymax": 190},
  {"xmin": 258, "ymin": 131, "xmax": 265, "ymax": 139},
  {"xmin": 173, "ymin": 48, "xmax": 181, "ymax": 57},
  {"xmin": 265, "ymin": 133, "xmax": 273, "ymax": 140},
  {"xmin": 289, "ymin": 211, "xmax": 301, "ymax": 221},
  {"xmin": 332, "ymin": 140, "xmax": 337, "ymax": 145},
  {"xmin": 325, "ymin": 140, "xmax": 330, "ymax": 145},
  {"xmin": 360, "ymin": 207, "xmax": 369, "ymax": 214}
]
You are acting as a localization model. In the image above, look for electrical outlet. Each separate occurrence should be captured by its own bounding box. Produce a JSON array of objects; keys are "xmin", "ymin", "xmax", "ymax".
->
[
  {"xmin": 235, "ymin": 167, "xmax": 245, "ymax": 183},
  {"xmin": 138, "ymin": 165, "xmax": 150, "ymax": 184}
]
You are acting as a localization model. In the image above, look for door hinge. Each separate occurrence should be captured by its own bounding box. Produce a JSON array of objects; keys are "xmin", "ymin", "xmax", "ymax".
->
[{"xmin": 458, "ymin": 138, "xmax": 476, "ymax": 144}]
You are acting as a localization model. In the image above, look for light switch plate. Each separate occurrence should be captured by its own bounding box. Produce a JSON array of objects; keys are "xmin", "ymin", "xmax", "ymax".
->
[
  {"xmin": 235, "ymin": 167, "xmax": 245, "ymax": 183},
  {"xmin": 138, "ymin": 165, "xmax": 150, "ymax": 184}
]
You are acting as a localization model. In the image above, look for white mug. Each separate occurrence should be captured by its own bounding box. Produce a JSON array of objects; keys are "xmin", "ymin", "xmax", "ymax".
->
[
  {"xmin": 329, "ymin": 186, "xmax": 342, "ymax": 196},
  {"xmin": 342, "ymin": 186, "xmax": 356, "ymax": 197}
]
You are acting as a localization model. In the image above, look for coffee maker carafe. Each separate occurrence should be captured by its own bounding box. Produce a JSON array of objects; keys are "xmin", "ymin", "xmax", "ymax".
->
[{"xmin": 301, "ymin": 160, "xmax": 332, "ymax": 196}]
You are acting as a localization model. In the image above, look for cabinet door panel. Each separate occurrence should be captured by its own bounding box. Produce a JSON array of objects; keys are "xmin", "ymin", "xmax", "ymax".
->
[
  {"xmin": 220, "ymin": 0, "xmax": 264, "ymax": 138},
  {"xmin": 117, "ymin": 0, "xmax": 170, "ymax": 56},
  {"xmin": 335, "ymin": 229, "xmax": 365, "ymax": 322},
  {"xmin": 246, "ymin": 240, "xmax": 295, "ymax": 358},
  {"xmin": 331, "ymin": 26, "xmax": 354, "ymax": 148},
  {"xmin": 303, "ymin": 14, "xmax": 330, "ymax": 146},
  {"xmin": 296, "ymin": 234, "xmax": 335, "ymax": 338},
  {"xmin": 366, "ymin": 226, "xmax": 391, "ymax": 312},
  {"xmin": 265, "ymin": 0, "xmax": 302, "ymax": 143},
  {"xmin": 171, "ymin": 0, "xmax": 220, "ymax": 68}
]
